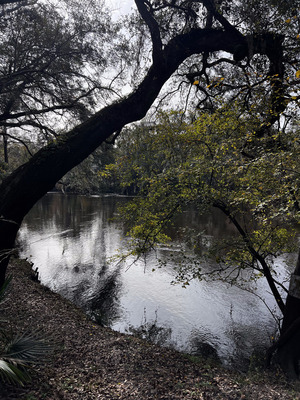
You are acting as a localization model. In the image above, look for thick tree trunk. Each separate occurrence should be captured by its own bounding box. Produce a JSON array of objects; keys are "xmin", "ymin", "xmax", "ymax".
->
[
  {"xmin": 275, "ymin": 249, "xmax": 300, "ymax": 379},
  {"xmin": 282, "ymin": 249, "xmax": 300, "ymax": 333},
  {"xmin": 0, "ymin": 219, "xmax": 19, "ymax": 284}
]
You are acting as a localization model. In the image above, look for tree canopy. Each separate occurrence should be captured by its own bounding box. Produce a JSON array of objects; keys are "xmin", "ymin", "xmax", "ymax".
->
[
  {"xmin": 0, "ymin": 0, "xmax": 125, "ymax": 164},
  {"xmin": 104, "ymin": 106, "xmax": 299, "ymax": 310}
]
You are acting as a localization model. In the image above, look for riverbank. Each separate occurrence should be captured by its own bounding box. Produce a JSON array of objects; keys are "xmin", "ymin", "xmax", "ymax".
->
[{"xmin": 0, "ymin": 258, "xmax": 298, "ymax": 400}]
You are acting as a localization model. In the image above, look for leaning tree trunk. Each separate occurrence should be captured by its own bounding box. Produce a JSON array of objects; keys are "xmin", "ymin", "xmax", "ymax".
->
[
  {"xmin": 0, "ymin": 27, "xmax": 258, "ymax": 286},
  {"xmin": 273, "ymin": 248, "xmax": 300, "ymax": 379},
  {"xmin": 0, "ymin": 23, "xmax": 285, "ymax": 291}
]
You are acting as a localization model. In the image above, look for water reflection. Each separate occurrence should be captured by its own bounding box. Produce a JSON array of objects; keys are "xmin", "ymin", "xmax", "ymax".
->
[
  {"xmin": 18, "ymin": 193, "xmax": 283, "ymax": 370},
  {"xmin": 87, "ymin": 263, "xmax": 123, "ymax": 326}
]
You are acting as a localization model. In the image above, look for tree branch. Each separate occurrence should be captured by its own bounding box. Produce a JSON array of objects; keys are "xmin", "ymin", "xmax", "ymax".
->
[
  {"xmin": 0, "ymin": 131, "xmax": 33, "ymax": 156},
  {"xmin": 0, "ymin": 27, "xmax": 285, "ymax": 230},
  {"xmin": 202, "ymin": 0, "xmax": 245, "ymax": 39},
  {"xmin": 135, "ymin": 0, "xmax": 163, "ymax": 62},
  {"xmin": 213, "ymin": 200, "xmax": 286, "ymax": 315}
]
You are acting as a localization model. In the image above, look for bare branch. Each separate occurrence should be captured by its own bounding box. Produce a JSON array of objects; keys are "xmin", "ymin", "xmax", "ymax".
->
[
  {"xmin": 135, "ymin": 0, "xmax": 163, "ymax": 62},
  {"xmin": 202, "ymin": 0, "xmax": 245, "ymax": 39},
  {"xmin": 213, "ymin": 199, "xmax": 286, "ymax": 315},
  {"xmin": 0, "ymin": 131, "xmax": 33, "ymax": 156}
]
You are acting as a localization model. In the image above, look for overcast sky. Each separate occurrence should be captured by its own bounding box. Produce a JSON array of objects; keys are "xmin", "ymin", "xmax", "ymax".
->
[{"xmin": 105, "ymin": 0, "xmax": 135, "ymax": 17}]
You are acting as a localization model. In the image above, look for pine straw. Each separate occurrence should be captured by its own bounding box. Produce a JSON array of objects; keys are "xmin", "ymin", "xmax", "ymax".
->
[{"xmin": 0, "ymin": 258, "xmax": 299, "ymax": 400}]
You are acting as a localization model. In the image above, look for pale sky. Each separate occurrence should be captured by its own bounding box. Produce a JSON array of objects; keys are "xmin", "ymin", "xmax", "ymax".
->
[{"xmin": 105, "ymin": 0, "xmax": 135, "ymax": 17}]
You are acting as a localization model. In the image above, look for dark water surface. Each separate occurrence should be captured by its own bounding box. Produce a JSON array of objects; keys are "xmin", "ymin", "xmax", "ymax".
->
[{"xmin": 18, "ymin": 193, "xmax": 290, "ymax": 370}]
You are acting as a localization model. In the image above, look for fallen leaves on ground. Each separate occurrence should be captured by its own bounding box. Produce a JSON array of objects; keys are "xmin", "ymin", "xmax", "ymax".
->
[{"xmin": 0, "ymin": 258, "xmax": 299, "ymax": 400}]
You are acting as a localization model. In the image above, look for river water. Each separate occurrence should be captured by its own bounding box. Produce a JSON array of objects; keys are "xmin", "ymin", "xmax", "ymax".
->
[{"xmin": 17, "ymin": 193, "xmax": 290, "ymax": 370}]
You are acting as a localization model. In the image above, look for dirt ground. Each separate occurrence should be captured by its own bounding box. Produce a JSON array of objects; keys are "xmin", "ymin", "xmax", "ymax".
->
[{"xmin": 0, "ymin": 258, "xmax": 299, "ymax": 400}]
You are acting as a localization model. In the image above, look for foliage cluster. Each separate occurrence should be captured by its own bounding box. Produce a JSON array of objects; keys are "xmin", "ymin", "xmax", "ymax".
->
[
  {"xmin": 102, "ymin": 105, "xmax": 299, "ymax": 307},
  {"xmin": 0, "ymin": 0, "xmax": 129, "ymax": 171}
]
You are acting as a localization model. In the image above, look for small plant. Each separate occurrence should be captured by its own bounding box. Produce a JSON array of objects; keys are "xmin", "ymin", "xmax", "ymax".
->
[{"xmin": 0, "ymin": 277, "xmax": 52, "ymax": 386}]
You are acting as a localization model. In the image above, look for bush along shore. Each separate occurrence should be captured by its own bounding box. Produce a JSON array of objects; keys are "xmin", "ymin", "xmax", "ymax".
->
[{"xmin": 0, "ymin": 258, "xmax": 299, "ymax": 400}]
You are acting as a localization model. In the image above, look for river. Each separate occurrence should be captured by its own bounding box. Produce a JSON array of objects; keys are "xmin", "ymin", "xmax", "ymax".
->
[{"xmin": 17, "ymin": 193, "xmax": 290, "ymax": 370}]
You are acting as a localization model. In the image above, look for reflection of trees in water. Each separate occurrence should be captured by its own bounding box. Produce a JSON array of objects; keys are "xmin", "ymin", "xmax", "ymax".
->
[
  {"xmin": 222, "ymin": 308, "xmax": 275, "ymax": 372},
  {"xmin": 170, "ymin": 205, "xmax": 237, "ymax": 242},
  {"xmin": 86, "ymin": 264, "xmax": 123, "ymax": 327},
  {"xmin": 188, "ymin": 334, "xmax": 220, "ymax": 363},
  {"xmin": 187, "ymin": 314, "xmax": 273, "ymax": 371},
  {"xmin": 163, "ymin": 205, "xmax": 240, "ymax": 265},
  {"xmin": 126, "ymin": 308, "xmax": 173, "ymax": 347},
  {"xmin": 22, "ymin": 193, "xmax": 130, "ymax": 236},
  {"xmin": 19, "ymin": 193, "xmax": 277, "ymax": 370},
  {"xmin": 19, "ymin": 193, "xmax": 129, "ymax": 328},
  {"xmin": 127, "ymin": 322, "xmax": 172, "ymax": 347}
]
